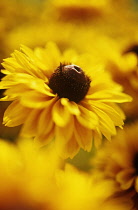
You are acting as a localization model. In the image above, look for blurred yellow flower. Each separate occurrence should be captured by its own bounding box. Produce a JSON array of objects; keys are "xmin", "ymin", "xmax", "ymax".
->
[
  {"xmin": 7, "ymin": 18, "xmax": 105, "ymax": 57},
  {"xmin": 102, "ymin": 40, "xmax": 138, "ymax": 119},
  {"xmin": 0, "ymin": 42, "xmax": 131, "ymax": 158},
  {"xmin": 7, "ymin": 21, "xmax": 77, "ymax": 53},
  {"xmin": 57, "ymin": 164, "xmax": 133, "ymax": 210},
  {"xmin": 0, "ymin": 139, "xmax": 133, "ymax": 210},
  {"xmin": 93, "ymin": 122, "xmax": 138, "ymax": 206},
  {"xmin": 83, "ymin": 35, "xmax": 138, "ymax": 120},
  {"xmin": 0, "ymin": 138, "xmax": 62, "ymax": 210}
]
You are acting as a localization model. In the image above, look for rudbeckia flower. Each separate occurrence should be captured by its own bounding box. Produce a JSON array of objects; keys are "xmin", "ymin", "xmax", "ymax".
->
[
  {"xmin": 0, "ymin": 42, "xmax": 132, "ymax": 158},
  {"xmin": 92, "ymin": 122, "xmax": 138, "ymax": 206}
]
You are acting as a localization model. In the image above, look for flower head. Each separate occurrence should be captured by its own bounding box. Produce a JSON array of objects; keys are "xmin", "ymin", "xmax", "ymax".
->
[
  {"xmin": 93, "ymin": 122, "xmax": 138, "ymax": 201},
  {"xmin": 57, "ymin": 164, "xmax": 133, "ymax": 210},
  {"xmin": 98, "ymin": 39, "xmax": 138, "ymax": 119},
  {"xmin": 0, "ymin": 138, "xmax": 133, "ymax": 210},
  {"xmin": 0, "ymin": 138, "xmax": 61, "ymax": 210},
  {"xmin": 0, "ymin": 42, "xmax": 132, "ymax": 158}
]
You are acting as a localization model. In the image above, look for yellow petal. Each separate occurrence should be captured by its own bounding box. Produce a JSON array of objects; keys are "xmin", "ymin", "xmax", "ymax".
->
[
  {"xmin": 13, "ymin": 50, "xmax": 44, "ymax": 79},
  {"xmin": 93, "ymin": 128, "xmax": 102, "ymax": 148},
  {"xmin": 3, "ymin": 100, "xmax": 30, "ymax": 127},
  {"xmin": 111, "ymin": 103, "xmax": 125, "ymax": 120},
  {"xmin": 20, "ymin": 109, "xmax": 41, "ymax": 136},
  {"xmin": 74, "ymin": 121, "xmax": 92, "ymax": 151},
  {"xmin": 93, "ymin": 102, "xmax": 124, "ymax": 126},
  {"xmin": 55, "ymin": 116, "xmax": 74, "ymax": 146},
  {"xmin": 37, "ymin": 107, "xmax": 54, "ymax": 137},
  {"xmin": 76, "ymin": 105, "xmax": 98, "ymax": 129},
  {"xmin": 61, "ymin": 98, "xmax": 80, "ymax": 116},
  {"xmin": 13, "ymin": 50, "xmax": 33, "ymax": 70},
  {"xmin": 0, "ymin": 78, "xmax": 17, "ymax": 89},
  {"xmin": 34, "ymin": 126, "xmax": 55, "ymax": 147},
  {"xmin": 87, "ymin": 90, "xmax": 132, "ymax": 103},
  {"xmin": 2, "ymin": 57, "xmax": 22, "ymax": 73},
  {"xmin": 20, "ymin": 91, "xmax": 55, "ymax": 109},
  {"xmin": 52, "ymin": 99, "xmax": 71, "ymax": 127},
  {"xmin": 4, "ymin": 84, "xmax": 29, "ymax": 98},
  {"xmin": 93, "ymin": 105, "xmax": 116, "ymax": 140},
  {"xmin": 62, "ymin": 134, "xmax": 80, "ymax": 159}
]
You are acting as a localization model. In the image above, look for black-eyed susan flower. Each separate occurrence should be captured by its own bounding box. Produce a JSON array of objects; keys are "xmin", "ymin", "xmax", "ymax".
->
[
  {"xmin": 92, "ymin": 122, "xmax": 138, "ymax": 206},
  {"xmin": 0, "ymin": 42, "xmax": 132, "ymax": 158}
]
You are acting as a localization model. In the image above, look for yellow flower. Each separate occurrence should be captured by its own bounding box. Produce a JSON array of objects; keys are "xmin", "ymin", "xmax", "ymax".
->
[
  {"xmin": 7, "ymin": 21, "xmax": 77, "ymax": 53},
  {"xmin": 0, "ymin": 138, "xmax": 61, "ymax": 210},
  {"xmin": 93, "ymin": 122, "xmax": 138, "ymax": 203},
  {"xmin": 103, "ymin": 40, "xmax": 138, "ymax": 119},
  {"xmin": 85, "ymin": 35, "xmax": 138, "ymax": 119},
  {"xmin": 0, "ymin": 42, "xmax": 132, "ymax": 158},
  {"xmin": 0, "ymin": 138, "xmax": 133, "ymax": 210},
  {"xmin": 57, "ymin": 164, "xmax": 133, "ymax": 210}
]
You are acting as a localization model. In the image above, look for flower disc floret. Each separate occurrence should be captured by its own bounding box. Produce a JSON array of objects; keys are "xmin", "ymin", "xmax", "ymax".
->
[{"xmin": 48, "ymin": 63, "xmax": 91, "ymax": 103}]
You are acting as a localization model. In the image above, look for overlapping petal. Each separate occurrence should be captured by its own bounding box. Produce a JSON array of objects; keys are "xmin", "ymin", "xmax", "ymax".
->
[{"xmin": 0, "ymin": 43, "xmax": 132, "ymax": 158}]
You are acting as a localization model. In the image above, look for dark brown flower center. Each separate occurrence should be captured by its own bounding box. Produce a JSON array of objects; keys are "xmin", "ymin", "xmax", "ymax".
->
[
  {"xmin": 48, "ymin": 63, "xmax": 91, "ymax": 103},
  {"xmin": 133, "ymin": 153, "xmax": 138, "ymax": 175}
]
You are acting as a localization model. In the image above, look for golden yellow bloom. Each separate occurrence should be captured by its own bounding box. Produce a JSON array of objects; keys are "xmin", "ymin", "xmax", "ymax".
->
[
  {"xmin": 7, "ymin": 17, "xmax": 106, "ymax": 58},
  {"xmin": 83, "ymin": 35, "xmax": 138, "ymax": 119},
  {"xmin": 93, "ymin": 122, "xmax": 138, "ymax": 203},
  {"xmin": 0, "ymin": 138, "xmax": 133, "ymax": 210},
  {"xmin": 57, "ymin": 164, "xmax": 133, "ymax": 210},
  {"xmin": 7, "ymin": 21, "xmax": 77, "ymax": 53},
  {"xmin": 0, "ymin": 138, "xmax": 61, "ymax": 210},
  {"xmin": 102, "ymin": 39, "xmax": 138, "ymax": 119},
  {"xmin": 0, "ymin": 42, "xmax": 131, "ymax": 158}
]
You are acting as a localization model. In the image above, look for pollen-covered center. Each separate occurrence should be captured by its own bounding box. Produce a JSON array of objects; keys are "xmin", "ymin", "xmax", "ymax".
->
[
  {"xmin": 133, "ymin": 153, "xmax": 138, "ymax": 175},
  {"xmin": 48, "ymin": 63, "xmax": 91, "ymax": 103}
]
